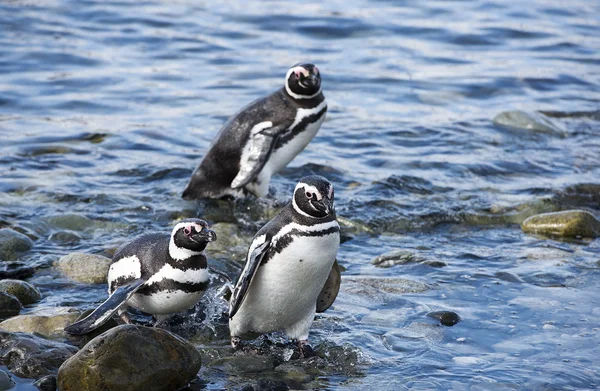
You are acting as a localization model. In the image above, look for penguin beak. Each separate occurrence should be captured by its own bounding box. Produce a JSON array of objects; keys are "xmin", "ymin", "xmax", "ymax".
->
[
  {"xmin": 313, "ymin": 198, "xmax": 334, "ymax": 215},
  {"xmin": 192, "ymin": 227, "xmax": 217, "ymax": 243}
]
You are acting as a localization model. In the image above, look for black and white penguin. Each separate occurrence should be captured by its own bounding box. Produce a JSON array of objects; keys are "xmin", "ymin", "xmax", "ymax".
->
[
  {"xmin": 64, "ymin": 218, "xmax": 217, "ymax": 335},
  {"xmin": 182, "ymin": 63, "xmax": 327, "ymax": 199},
  {"xmin": 228, "ymin": 175, "xmax": 341, "ymax": 357}
]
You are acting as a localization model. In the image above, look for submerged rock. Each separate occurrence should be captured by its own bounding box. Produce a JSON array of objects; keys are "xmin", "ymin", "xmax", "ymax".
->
[
  {"xmin": 0, "ymin": 368, "xmax": 15, "ymax": 390},
  {"xmin": 33, "ymin": 375, "xmax": 57, "ymax": 391},
  {"xmin": 0, "ymin": 307, "xmax": 81, "ymax": 339},
  {"xmin": 427, "ymin": 311, "xmax": 461, "ymax": 327},
  {"xmin": 42, "ymin": 214, "xmax": 95, "ymax": 232},
  {"xmin": 521, "ymin": 210, "xmax": 600, "ymax": 238},
  {"xmin": 493, "ymin": 110, "xmax": 564, "ymax": 135},
  {"xmin": 209, "ymin": 222, "xmax": 250, "ymax": 259},
  {"xmin": 0, "ymin": 279, "xmax": 42, "ymax": 305},
  {"xmin": 0, "ymin": 331, "xmax": 78, "ymax": 378},
  {"xmin": 57, "ymin": 325, "xmax": 202, "ymax": 391},
  {"xmin": 55, "ymin": 252, "xmax": 112, "ymax": 284},
  {"xmin": 0, "ymin": 291, "xmax": 21, "ymax": 319},
  {"xmin": 371, "ymin": 249, "xmax": 426, "ymax": 268},
  {"xmin": 213, "ymin": 355, "xmax": 275, "ymax": 374},
  {"xmin": 0, "ymin": 229, "xmax": 33, "ymax": 261},
  {"xmin": 0, "ymin": 261, "xmax": 35, "ymax": 280},
  {"xmin": 344, "ymin": 276, "xmax": 430, "ymax": 299}
]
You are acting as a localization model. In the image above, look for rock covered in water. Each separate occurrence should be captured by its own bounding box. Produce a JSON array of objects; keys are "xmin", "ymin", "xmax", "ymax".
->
[
  {"xmin": 0, "ymin": 279, "xmax": 42, "ymax": 305},
  {"xmin": 521, "ymin": 210, "xmax": 600, "ymax": 238},
  {"xmin": 0, "ymin": 229, "xmax": 33, "ymax": 261},
  {"xmin": 0, "ymin": 291, "xmax": 21, "ymax": 319},
  {"xmin": 0, "ymin": 331, "xmax": 78, "ymax": 378},
  {"xmin": 55, "ymin": 252, "xmax": 112, "ymax": 284},
  {"xmin": 209, "ymin": 222, "xmax": 249, "ymax": 258},
  {"xmin": 57, "ymin": 325, "xmax": 202, "ymax": 391},
  {"xmin": 493, "ymin": 110, "xmax": 564, "ymax": 135},
  {"xmin": 427, "ymin": 311, "xmax": 461, "ymax": 327},
  {"xmin": 0, "ymin": 261, "xmax": 35, "ymax": 280},
  {"xmin": 0, "ymin": 368, "xmax": 15, "ymax": 389},
  {"xmin": 0, "ymin": 307, "xmax": 81, "ymax": 339},
  {"xmin": 371, "ymin": 249, "xmax": 426, "ymax": 268}
]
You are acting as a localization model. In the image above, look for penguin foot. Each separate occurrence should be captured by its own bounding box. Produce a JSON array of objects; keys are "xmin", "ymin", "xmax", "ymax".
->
[
  {"xmin": 296, "ymin": 340, "xmax": 315, "ymax": 359},
  {"xmin": 119, "ymin": 312, "xmax": 132, "ymax": 324}
]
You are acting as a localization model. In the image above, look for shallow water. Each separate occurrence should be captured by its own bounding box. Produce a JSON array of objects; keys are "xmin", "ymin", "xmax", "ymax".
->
[{"xmin": 1, "ymin": 0, "xmax": 600, "ymax": 389}]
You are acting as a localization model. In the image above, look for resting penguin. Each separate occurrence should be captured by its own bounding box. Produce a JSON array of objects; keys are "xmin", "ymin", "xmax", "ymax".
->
[
  {"xmin": 64, "ymin": 218, "xmax": 217, "ymax": 335},
  {"xmin": 228, "ymin": 175, "xmax": 341, "ymax": 357},
  {"xmin": 182, "ymin": 63, "xmax": 327, "ymax": 199}
]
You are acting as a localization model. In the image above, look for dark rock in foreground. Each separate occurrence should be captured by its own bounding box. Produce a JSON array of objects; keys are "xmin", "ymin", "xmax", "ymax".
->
[
  {"xmin": 522, "ymin": 210, "xmax": 600, "ymax": 238},
  {"xmin": 58, "ymin": 324, "xmax": 202, "ymax": 391},
  {"xmin": 0, "ymin": 331, "xmax": 78, "ymax": 378},
  {"xmin": 0, "ymin": 279, "xmax": 42, "ymax": 305},
  {"xmin": 33, "ymin": 375, "xmax": 58, "ymax": 391},
  {"xmin": 0, "ymin": 291, "xmax": 21, "ymax": 319}
]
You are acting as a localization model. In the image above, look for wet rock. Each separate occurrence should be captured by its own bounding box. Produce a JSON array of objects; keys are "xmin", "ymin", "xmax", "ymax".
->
[
  {"xmin": 33, "ymin": 375, "xmax": 57, "ymax": 391},
  {"xmin": 209, "ymin": 222, "xmax": 249, "ymax": 258},
  {"xmin": 42, "ymin": 214, "xmax": 95, "ymax": 232},
  {"xmin": 0, "ymin": 331, "xmax": 78, "ymax": 378},
  {"xmin": 337, "ymin": 216, "xmax": 375, "ymax": 237},
  {"xmin": 371, "ymin": 249, "xmax": 425, "ymax": 268},
  {"xmin": 48, "ymin": 231, "xmax": 81, "ymax": 244},
  {"xmin": 344, "ymin": 277, "xmax": 430, "ymax": 300},
  {"xmin": 0, "ymin": 368, "xmax": 15, "ymax": 390},
  {"xmin": 57, "ymin": 325, "xmax": 202, "ymax": 391},
  {"xmin": 522, "ymin": 210, "xmax": 600, "ymax": 238},
  {"xmin": 427, "ymin": 311, "xmax": 461, "ymax": 326},
  {"xmin": 0, "ymin": 307, "xmax": 81, "ymax": 339},
  {"xmin": 0, "ymin": 229, "xmax": 33, "ymax": 261},
  {"xmin": 0, "ymin": 279, "xmax": 42, "ymax": 305},
  {"xmin": 0, "ymin": 262, "xmax": 35, "ymax": 280},
  {"xmin": 212, "ymin": 355, "xmax": 275, "ymax": 374},
  {"xmin": 64, "ymin": 309, "xmax": 119, "ymax": 348},
  {"xmin": 241, "ymin": 379, "xmax": 289, "ymax": 391},
  {"xmin": 55, "ymin": 252, "xmax": 112, "ymax": 284},
  {"xmin": 0, "ymin": 291, "xmax": 21, "ymax": 319},
  {"xmin": 493, "ymin": 110, "xmax": 564, "ymax": 135}
]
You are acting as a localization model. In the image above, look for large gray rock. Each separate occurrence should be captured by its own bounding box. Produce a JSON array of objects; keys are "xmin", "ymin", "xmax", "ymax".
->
[
  {"xmin": 0, "ymin": 229, "xmax": 33, "ymax": 261},
  {"xmin": 55, "ymin": 253, "xmax": 112, "ymax": 284},
  {"xmin": 0, "ymin": 292, "xmax": 21, "ymax": 320},
  {"xmin": 522, "ymin": 210, "xmax": 600, "ymax": 238},
  {"xmin": 0, "ymin": 307, "xmax": 81, "ymax": 339},
  {"xmin": 0, "ymin": 331, "xmax": 78, "ymax": 379},
  {"xmin": 57, "ymin": 325, "xmax": 202, "ymax": 391},
  {"xmin": 0, "ymin": 279, "xmax": 42, "ymax": 305}
]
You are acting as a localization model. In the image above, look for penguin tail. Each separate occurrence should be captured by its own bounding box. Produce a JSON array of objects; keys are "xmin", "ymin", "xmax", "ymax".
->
[{"xmin": 64, "ymin": 279, "xmax": 145, "ymax": 335}]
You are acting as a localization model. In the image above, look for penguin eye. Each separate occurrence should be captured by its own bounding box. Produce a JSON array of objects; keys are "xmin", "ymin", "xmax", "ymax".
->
[
  {"xmin": 305, "ymin": 192, "xmax": 313, "ymax": 199},
  {"xmin": 183, "ymin": 227, "xmax": 192, "ymax": 236}
]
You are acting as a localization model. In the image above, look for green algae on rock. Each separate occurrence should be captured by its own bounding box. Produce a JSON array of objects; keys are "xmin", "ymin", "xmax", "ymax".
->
[
  {"xmin": 57, "ymin": 325, "xmax": 202, "ymax": 391},
  {"xmin": 0, "ymin": 279, "xmax": 42, "ymax": 305},
  {"xmin": 521, "ymin": 210, "xmax": 600, "ymax": 238},
  {"xmin": 55, "ymin": 252, "xmax": 112, "ymax": 284}
]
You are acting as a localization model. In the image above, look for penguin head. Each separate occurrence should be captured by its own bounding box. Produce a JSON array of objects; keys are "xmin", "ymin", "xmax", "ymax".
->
[
  {"xmin": 171, "ymin": 218, "xmax": 217, "ymax": 253},
  {"xmin": 285, "ymin": 63, "xmax": 322, "ymax": 99},
  {"xmin": 292, "ymin": 175, "xmax": 335, "ymax": 219}
]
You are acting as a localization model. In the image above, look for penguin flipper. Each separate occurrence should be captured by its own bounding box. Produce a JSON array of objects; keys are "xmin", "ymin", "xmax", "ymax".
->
[
  {"xmin": 230, "ymin": 123, "xmax": 285, "ymax": 189},
  {"xmin": 64, "ymin": 278, "xmax": 145, "ymax": 335},
  {"xmin": 316, "ymin": 259, "xmax": 341, "ymax": 313},
  {"xmin": 228, "ymin": 238, "xmax": 270, "ymax": 319}
]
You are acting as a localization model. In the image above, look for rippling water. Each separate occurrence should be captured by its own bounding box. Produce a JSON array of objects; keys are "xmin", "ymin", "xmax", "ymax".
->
[{"xmin": 1, "ymin": 0, "xmax": 600, "ymax": 390}]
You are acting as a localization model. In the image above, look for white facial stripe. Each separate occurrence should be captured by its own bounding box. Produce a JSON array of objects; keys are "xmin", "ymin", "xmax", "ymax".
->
[
  {"xmin": 285, "ymin": 66, "xmax": 322, "ymax": 100},
  {"xmin": 272, "ymin": 220, "xmax": 339, "ymax": 243},
  {"xmin": 295, "ymin": 183, "xmax": 323, "ymax": 200},
  {"xmin": 286, "ymin": 66, "xmax": 309, "ymax": 79},
  {"xmin": 145, "ymin": 263, "xmax": 209, "ymax": 285},
  {"xmin": 169, "ymin": 240, "xmax": 203, "ymax": 261},
  {"xmin": 108, "ymin": 255, "xmax": 142, "ymax": 292}
]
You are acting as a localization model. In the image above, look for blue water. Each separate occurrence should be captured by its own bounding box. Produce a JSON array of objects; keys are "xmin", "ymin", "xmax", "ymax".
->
[{"xmin": 1, "ymin": 0, "xmax": 600, "ymax": 390}]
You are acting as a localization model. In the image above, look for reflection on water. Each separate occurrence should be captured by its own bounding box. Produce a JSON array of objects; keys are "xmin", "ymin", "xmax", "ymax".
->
[{"xmin": 1, "ymin": 0, "xmax": 599, "ymax": 389}]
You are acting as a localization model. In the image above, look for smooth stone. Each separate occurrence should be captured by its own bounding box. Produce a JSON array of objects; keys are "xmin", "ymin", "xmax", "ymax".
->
[
  {"xmin": 33, "ymin": 375, "xmax": 57, "ymax": 391},
  {"xmin": 0, "ymin": 368, "xmax": 15, "ymax": 390},
  {"xmin": 64, "ymin": 309, "xmax": 119, "ymax": 348},
  {"xmin": 55, "ymin": 252, "xmax": 112, "ymax": 284},
  {"xmin": 522, "ymin": 210, "xmax": 600, "ymax": 238},
  {"xmin": 212, "ymin": 355, "xmax": 275, "ymax": 374},
  {"xmin": 427, "ymin": 311, "xmax": 461, "ymax": 326},
  {"xmin": 48, "ymin": 231, "xmax": 81, "ymax": 244},
  {"xmin": 0, "ymin": 229, "xmax": 33, "ymax": 261},
  {"xmin": 0, "ymin": 331, "xmax": 78, "ymax": 378},
  {"xmin": 0, "ymin": 262, "xmax": 35, "ymax": 279},
  {"xmin": 493, "ymin": 110, "xmax": 564, "ymax": 135},
  {"xmin": 0, "ymin": 291, "xmax": 21, "ymax": 319},
  {"xmin": 0, "ymin": 279, "xmax": 42, "ymax": 305},
  {"xmin": 0, "ymin": 307, "xmax": 81, "ymax": 339},
  {"xmin": 371, "ymin": 249, "xmax": 425, "ymax": 268},
  {"xmin": 42, "ymin": 214, "xmax": 95, "ymax": 232},
  {"xmin": 57, "ymin": 325, "xmax": 202, "ymax": 391},
  {"xmin": 209, "ymin": 222, "xmax": 249, "ymax": 258}
]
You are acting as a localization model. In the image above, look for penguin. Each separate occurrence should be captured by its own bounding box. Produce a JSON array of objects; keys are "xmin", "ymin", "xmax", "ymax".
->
[
  {"xmin": 64, "ymin": 218, "xmax": 217, "ymax": 335},
  {"xmin": 182, "ymin": 63, "xmax": 327, "ymax": 199},
  {"xmin": 228, "ymin": 175, "xmax": 341, "ymax": 357}
]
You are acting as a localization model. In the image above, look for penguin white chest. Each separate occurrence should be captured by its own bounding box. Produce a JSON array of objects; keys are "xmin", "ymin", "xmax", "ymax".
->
[{"xmin": 229, "ymin": 231, "xmax": 339, "ymax": 339}]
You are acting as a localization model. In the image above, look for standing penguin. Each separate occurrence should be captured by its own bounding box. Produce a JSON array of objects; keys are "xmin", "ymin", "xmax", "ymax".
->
[
  {"xmin": 182, "ymin": 63, "xmax": 327, "ymax": 199},
  {"xmin": 65, "ymin": 218, "xmax": 217, "ymax": 335},
  {"xmin": 228, "ymin": 176, "xmax": 341, "ymax": 357}
]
